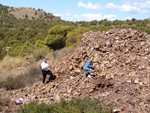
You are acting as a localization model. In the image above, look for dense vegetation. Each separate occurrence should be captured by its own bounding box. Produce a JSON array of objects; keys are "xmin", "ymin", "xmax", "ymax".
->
[
  {"xmin": 0, "ymin": 3, "xmax": 150, "ymax": 60},
  {"xmin": 18, "ymin": 98, "xmax": 113, "ymax": 113}
]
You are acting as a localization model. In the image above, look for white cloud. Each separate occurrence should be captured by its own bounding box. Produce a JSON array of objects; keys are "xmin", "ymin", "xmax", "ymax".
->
[
  {"xmin": 54, "ymin": 13, "xmax": 104, "ymax": 21},
  {"xmin": 78, "ymin": 1, "xmax": 102, "ymax": 11},
  {"xmin": 66, "ymin": 13, "xmax": 71, "ymax": 16},
  {"xmin": 123, "ymin": 0, "xmax": 150, "ymax": 8},
  {"xmin": 104, "ymin": 14, "xmax": 117, "ymax": 21},
  {"xmin": 54, "ymin": 13, "xmax": 78, "ymax": 21},
  {"xmin": 106, "ymin": 0, "xmax": 150, "ymax": 14},
  {"xmin": 53, "ymin": 13, "xmax": 64, "ymax": 17},
  {"xmin": 105, "ymin": 3, "xmax": 117, "ymax": 9},
  {"xmin": 81, "ymin": 13, "xmax": 102, "ymax": 21},
  {"xmin": 124, "ymin": 17, "xmax": 132, "ymax": 20},
  {"xmin": 146, "ymin": 1, "xmax": 150, "ymax": 4},
  {"xmin": 106, "ymin": 3, "xmax": 141, "ymax": 13},
  {"xmin": 120, "ymin": 4, "xmax": 141, "ymax": 13},
  {"xmin": 54, "ymin": 13, "xmax": 119, "ymax": 21}
]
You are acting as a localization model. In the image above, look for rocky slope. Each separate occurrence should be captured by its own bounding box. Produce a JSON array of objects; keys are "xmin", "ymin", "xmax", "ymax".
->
[{"xmin": 1, "ymin": 29, "xmax": 150, "ymax": 112}]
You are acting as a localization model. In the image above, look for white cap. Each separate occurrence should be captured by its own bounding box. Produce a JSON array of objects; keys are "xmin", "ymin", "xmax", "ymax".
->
[{"xmin": 19, "ymin": 98, "xmax": 24, "ymax": 101}]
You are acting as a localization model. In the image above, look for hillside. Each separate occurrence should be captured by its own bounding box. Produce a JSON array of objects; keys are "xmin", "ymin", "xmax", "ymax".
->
[
  {"xmin": 7, "ymin": 7, "xmax": 61, "ymax": 22},
  {"xmin": 0, "ymin": 4, "xmax": 71, "ymax": 59},
  {"xmin": 1, "ymin": 29, "xmax": 150, "ymax": 112},
  {"xmin": 0, "ymin": 4, "xmax": 62, "ymax": 22},
  {"xmin": 1, "ymin": 3, "xmax": 150, "ymax": 60}
]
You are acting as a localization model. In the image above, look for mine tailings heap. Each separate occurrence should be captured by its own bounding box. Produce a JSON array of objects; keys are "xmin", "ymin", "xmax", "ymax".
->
[{"xmin": 2, "ymin": 29, "xmax": 150, "ymax": 112}]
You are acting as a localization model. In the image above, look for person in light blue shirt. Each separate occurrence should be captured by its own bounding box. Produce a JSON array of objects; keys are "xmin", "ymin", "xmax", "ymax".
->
[{"xmin": 83, "ymin": 57, "xmax": 94, "ymax": 76}]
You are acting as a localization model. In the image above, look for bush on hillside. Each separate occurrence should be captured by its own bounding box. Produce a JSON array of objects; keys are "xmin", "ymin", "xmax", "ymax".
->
[
  {"xmin": 53, "ymin": 48, "xmax": 71, "ymax": 61},
  {"xmin": 0, "ymin": 41, "xmax": 6, "ymax": 59},
  {"xmin": 35, "ymin": 40, "xmax": 45, "ymax": 49},
  {"xmin": 31, "ymin": 46, "xmax": 52, "ymax": 62},
  {"xmin": 7, "ymin": 46, "xmax": 22, "ymax": 57},
  {"xmin": 66, "ymin": 27, "xmax": 90, "ymax": 47},
  {"xmin": 19, "ymin": 45, "xmax": 33, "ymax": 57},
  {"xmin": 48, "ymin": 25, "xmax": 75, "ymax": 37},
  {"xmin": 7, "ymin": 40, "xmax": 21, "ymax": 47},
  {"xmin": 18, "ymin": 97, "xmax": 113, "ymax": 113},
  {"xmin": 0, "ymin": 65, "xmax": 41, "ymax": 90},
  {"xmin": 45, "ymin": 35, "xmax": 65, "ymax": 50}
]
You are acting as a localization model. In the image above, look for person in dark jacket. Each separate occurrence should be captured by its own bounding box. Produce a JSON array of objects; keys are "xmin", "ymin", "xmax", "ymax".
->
[{"xmin": 83, "ymin": 57, "xmax": 94, "ymax": 76}]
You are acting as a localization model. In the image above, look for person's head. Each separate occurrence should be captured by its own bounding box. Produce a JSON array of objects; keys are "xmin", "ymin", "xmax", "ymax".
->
[
  {"xmin": 43, "ymin": 58, "xmax": 47, "ymax": 62},
  {"xmin": 90, "ymin": 57, "xmax": 94, "ymax": 60}
]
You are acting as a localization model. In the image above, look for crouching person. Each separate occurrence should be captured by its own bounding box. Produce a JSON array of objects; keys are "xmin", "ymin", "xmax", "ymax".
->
[
  {"xmin": 41, "ymin": 58, "xmax": 53, "ymax": 84},
  {"xmin": 83, "ymin": 57, "xmax": 94, "ymax": 77}
]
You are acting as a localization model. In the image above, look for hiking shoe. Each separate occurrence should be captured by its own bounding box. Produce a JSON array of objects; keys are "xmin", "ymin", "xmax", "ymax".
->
[{"xmin": 50, "ymin": 80, "xmax": 54, "ymax": 82}]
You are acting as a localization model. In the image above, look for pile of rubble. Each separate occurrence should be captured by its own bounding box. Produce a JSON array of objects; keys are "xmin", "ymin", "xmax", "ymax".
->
[{"xmin": 1, "ymin": 29, "xmax": 150, "ymax": 112}]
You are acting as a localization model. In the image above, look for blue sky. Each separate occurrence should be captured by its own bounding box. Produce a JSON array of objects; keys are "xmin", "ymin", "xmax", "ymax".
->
[{"xmin": 0, "ymin": 0, "xmax": 150, "ymax": 22}]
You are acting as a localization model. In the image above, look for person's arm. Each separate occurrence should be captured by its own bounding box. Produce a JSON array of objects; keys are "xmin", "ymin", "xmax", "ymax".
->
[
  {"xmin": 88, "ymin": 60, "xmax": 94, "ymax": 69},
  {"xmin": 84, "ymin": 60, "xmax": 90, "ymax": 69}
]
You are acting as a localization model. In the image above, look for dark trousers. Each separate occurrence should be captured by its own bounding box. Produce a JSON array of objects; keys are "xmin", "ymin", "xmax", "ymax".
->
[{"xmin": 42, "ymin": 70, "xmax": 53, "ymax": 83}]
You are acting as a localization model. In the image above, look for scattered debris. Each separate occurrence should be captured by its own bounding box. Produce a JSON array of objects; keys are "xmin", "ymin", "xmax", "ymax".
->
[{"xmin": 14, "ymin": 98, "xmax": 24, "ymax": 105}]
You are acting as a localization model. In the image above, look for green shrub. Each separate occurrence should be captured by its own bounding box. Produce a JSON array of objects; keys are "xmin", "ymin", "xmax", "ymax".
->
[
  {"xmin": 66, "ymin": 27, "xmax": 90, "ymax": 47},
  {"xmin": 0, "ymin": 41, "xmax": 6, "ymax": 59},
  {"xmin": 18, "ymin": 98, "xmax": 113, "ymax": 113},
  {"xmin": 48, "ymin": 25, "xmax": 75, "ymax": 37},
  {"xmin": 8, "ymin": 46, "xmax": 22, "ymax": 57},
  {"xmin": 19, "ymin": 45, "xmax": 33, "ymax": 57},
  {"xmin": 35, "ymin": 40, "xmax": 45, "ymax": 49},
  {"xmin": 7, "ymin": 40, "xmax": 21, "ymax": 47},
  {"xmin": 19, "ymin": 42, "xmax": 34, "ymax": 57},
  {"xmin": 45, "ymin": 35, "xmax": 65, "ymax": 50},
  {"xmin": 31, "ymin": 47, "xmax": 52, "ymax": 62}
]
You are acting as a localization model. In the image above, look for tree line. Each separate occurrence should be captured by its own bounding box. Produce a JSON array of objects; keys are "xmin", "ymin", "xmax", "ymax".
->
[{"xmin": 0, "ymin": 4, "xmax": 150, "ymax": 59}]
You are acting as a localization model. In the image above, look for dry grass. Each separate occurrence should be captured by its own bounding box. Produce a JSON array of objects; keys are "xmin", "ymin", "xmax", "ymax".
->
[
  {"xmin": 0, "ymin": 94, "xmax": 10, "ymax": 112},
  {"xmin": 30, "ymin": 48, "xmax": 53, "ymax": 62},
  {"xmin": 7, "ymin": 7, "xmax": 61, "ymax": 22},
  {"xmin": 0, "ymin": 47, "xmax": 72, "ymax": 90},
  {"xmin": 53, "ymin": 47, "xmax": 72, "ymax": 62},
  {"xmin": 0, "ymin": 94, "xmax": 10, "ymax": 106},
  {"xmin": 0, "ymin": 64, "xmax": 42, "ymax": 90},
  {"xmin": 0, "ymin": 48, "xmax": 54, "ymax": 83},
  {"xmin": 0, "ymin": 56, "xmax": 25, "ymax": 74},
  {"xmin": 8, "ymin": 7, "xmax": 43, "ymax": 20}
]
